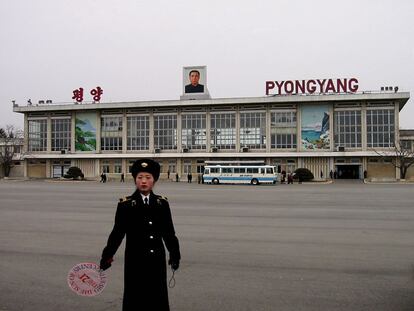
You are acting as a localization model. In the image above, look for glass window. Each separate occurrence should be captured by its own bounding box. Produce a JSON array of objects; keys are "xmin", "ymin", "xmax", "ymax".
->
[
  {"xmin": 234, "ymin": 167, "xmax": 246, "ymax": 173},
  {"xmin": 154, "ymin": 115, "xmax": 177, "ymax": 150},
  {"xmin": 101, "ymin": 160, "xmax": 110, "ymax": 173},
  {"xmin": 210, "ymin": 113, "xmax": 236, "ymax": 149},
  {"xmin": 127, "ymin": 115, "xmax": 149, "ymax": 150},
  {"xmin": 28, "ymin": 119, "xmax": 47, "ymax": 151},
  {"xmin": 222, "ymin": 167, "xmax": 233, "ymax": 173},
  {"xmin": 240, "ymin": 112, "xmax": 266, "ymax": 149},
  {"xmin": 334, "ymin": 110, "xmax": 361, "ymax": 148},
  {"xmin": 51, "ymin": 118, "xmax": 71, "ymax": 151},
  {"xmin": 181, "ymin": 114, "xmax": 206, "ymax": 150},
  {"xmin": 183, "ymin": 160, "xmax": 192, "ymax": 174},
  {"xmin": 271, "ymin": 111, "xmax": 297, "ymax": 149},
  {"xmin": 101, "ymin": 116, "xmax": 123, "ymax": 151},
  {"xmin": 366, "ymin": 109, "xmax": 395, "ymax": 148},
  {"xmin": 401, "ymin": 140, "xmax": 412, "ymax": 151},
  {"xmin": 114, "ymin": 160, "xmax": 122, "ymax": 173},
  {"xmin": 168, "ymin": 160, "xmax": 177, "ymax": 174}
]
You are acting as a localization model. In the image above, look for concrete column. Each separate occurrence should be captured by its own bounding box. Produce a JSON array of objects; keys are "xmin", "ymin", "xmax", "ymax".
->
[
  {"xmin": 71, "ymin": 112, "xmax": 76, "ymax": 153},
  {"xmin": 361, "ymin": 103, "xmax": 367, "ymax": 151},
  {"xmin": 122, "ymin": 111, "xmax": 127, "ymax": 154},
  {"xmin": 396, "ymin": 163, "xmax": 401, "ymax": 180},
  {"xmin": 177, "ymin": 158, "xmax": 182, "ymax": 178},
  {"xmin": 236, "ymin": 107, "xmax": 240, "ymax": 152},
  {"xmin": 46, "ymin": 159, "xmax": 51, "ymax": 178},
  {"xmin": 23, "ymin": 114, "xmax": 29, "ymax": 154},
  {"xmin": 266, "ymin": 106, "xmax": 271, "ymax": 153},
  {"xmin": 122, "ymin": 158, "xmax": 127, "ymax": 176},
  {"xmin": 47, "ymin": 116, "xmax": 52, "ymax": 152},
  {"xmin": 95, "ymin": 159, "xmax": 100, "ymax": 178},
  {"xmin": 96, "ymin": 111, "xmax": 101, "ymax": 153},
  {"xmin": 206, "ymin": 110, "xmax": 211, "ymax": 151},
  {"xmin": 149, "ymin": 111, "xmax": 154, "ymax": 152},
  {"xmin": 23, "ymin": 159, "xmax": 28, "ymax": 178},
  {"xmin": 394, "ymin": 102, "xmax": 399, "ymax": 149},
  {"xmin": 329, "ymin": 104, "xmax": 334, "ymax": 151},
  {"xmin": 177, "ymin": 110, "xmax": 182, "ymax": 152},
  {"xmin": 297, "ymin": 104, "xmax": 302, "ymax": 152}
]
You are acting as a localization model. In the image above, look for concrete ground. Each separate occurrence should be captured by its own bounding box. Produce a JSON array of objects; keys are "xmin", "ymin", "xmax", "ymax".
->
[{"xmin": 0, "ymin": 179, "xmax": 414, "ymax": 311}]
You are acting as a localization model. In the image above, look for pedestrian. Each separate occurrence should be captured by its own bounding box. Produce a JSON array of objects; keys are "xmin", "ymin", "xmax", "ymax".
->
[
  {"xmin": 287, "ymin": 173, "xmax": 293, "ymax": 184},
  {"xmin": 100, "ymin": 158, "xmax": 181, "ymax": 311},
  {"xmin": 320, "ymin": 170, "xmax": 323, "ymax": 179},
  {"xmin": 329, "ymin": 170, "xmax": 333, "ymax": 179},
  {"xmin": 176, "ymin": 173, "xmax": 179, "ymax": 182},
  {"xmin": 167, "ymin": 170, "xmax": 170, "ymax": 180},
  {"xmin": 187, "ymin": 173, "xmax": 190, "ymax": 183},
  {"xmin": 198, "ymin": 173, "xmax": 202, "ymax": 184},
  {"xmin": 100, "ymin": 172, "xmax": 105, "ymax": 183},
  {"xmin": 188, "ymin": 173, "xmax": 192, "ymax": 183},
  {"xmin": 120, "ymin": 173, "xmax": 125, "ymax": 182},
  {"xmin": 103, "ymin": 173, "xmax": 107, "ymax": 183},
  {"xmin": 334, "ymin": 171, "xmax": 337, "ymax": 179}
]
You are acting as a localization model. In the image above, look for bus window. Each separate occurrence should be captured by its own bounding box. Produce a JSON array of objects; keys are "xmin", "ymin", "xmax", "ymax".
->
[
  {"xmin": 247, "ymin": 168, "xmax": 259, "ymax": 174},
  {"xmin": 204, "ymin": 168, "xmax": 210, "ymax": 174},
  {"xmin": 222, "ymin": 167, "xmax": 233, "ymax": 173},
  {"xmin": 234, "ymin": 167, "xmax": 246, "ymax": 173},
  {"xmin": 210, "ymin": 168, "xmax": 220, "ymax": 173},
  {"xmin": 266, "ymin": 167, "xmax": 274, "ymax": 174}
]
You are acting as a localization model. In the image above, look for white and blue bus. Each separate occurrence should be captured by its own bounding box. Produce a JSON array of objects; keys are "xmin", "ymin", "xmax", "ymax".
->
[{"xmin": 203, "ymin": 165, "xmax": 277, "ymax": 185}]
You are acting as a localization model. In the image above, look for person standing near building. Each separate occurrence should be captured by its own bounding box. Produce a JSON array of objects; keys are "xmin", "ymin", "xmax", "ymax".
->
[
  {"xmin": 329, "ymin": 170, "xmax": 333, "ymax": 179},
  {"xmin": 120, "ymin": 173, "xmax": 125, "ymax": 182},
  {"xmin": 176, "ymin": 173, "xmax": 179, "ymax": 182},
  {"xmin": 167, "ymin": 169, "xmax": 170, "ymax": 180},
  {"xmin": 99, "ymin": 159, "xmax": 181, "ymax": 311}
]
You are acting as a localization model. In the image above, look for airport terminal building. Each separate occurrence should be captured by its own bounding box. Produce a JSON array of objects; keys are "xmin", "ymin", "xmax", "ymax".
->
[{"xmin": 12, "ymin": 73, "xmax": 412, "ymax": 181}]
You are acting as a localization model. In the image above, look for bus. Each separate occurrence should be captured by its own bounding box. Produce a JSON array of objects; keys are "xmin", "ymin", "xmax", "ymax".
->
[{"xmin": 202, "ymin": 165, "xmax": 277, "ymax": 185}]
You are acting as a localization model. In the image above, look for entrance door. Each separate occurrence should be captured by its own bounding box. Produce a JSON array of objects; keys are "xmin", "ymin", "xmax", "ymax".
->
[
  {"xmin": 336, "ymin": 165, "xmax": 360, "ymax": 179},
  {"xmin": 53, "ymin": 165, "xmax": 70, "ymax": 178}
]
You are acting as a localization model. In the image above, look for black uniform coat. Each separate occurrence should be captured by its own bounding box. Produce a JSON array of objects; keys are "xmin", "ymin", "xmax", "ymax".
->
[{"xmin": 101, "ymin": 190, "xmax": 181, "ymax": 311}]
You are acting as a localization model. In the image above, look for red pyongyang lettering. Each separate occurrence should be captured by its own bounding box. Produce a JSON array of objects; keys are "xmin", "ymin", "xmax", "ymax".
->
[{"xmin": 266, "ymin": 78, "xmax": 359, "ymax": 95}]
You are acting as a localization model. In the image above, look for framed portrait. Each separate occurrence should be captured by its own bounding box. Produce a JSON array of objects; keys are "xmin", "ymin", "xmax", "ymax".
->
[{"xmin": 183, "ymin": 66, "xmax": 207, "ymax": 95}]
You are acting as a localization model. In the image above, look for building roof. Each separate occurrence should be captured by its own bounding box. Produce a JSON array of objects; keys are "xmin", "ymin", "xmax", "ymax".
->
[
  {"xmin": 400, "ymin": 129, "xmax": 414, "ymax": 137},
  {"xmin": 13, "ymin": 92, "xmax": 410, "ymax": 114}
]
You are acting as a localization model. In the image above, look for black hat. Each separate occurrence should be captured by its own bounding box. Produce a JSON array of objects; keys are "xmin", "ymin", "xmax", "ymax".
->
[{"xmin": 131, "ymin": 159, "xmax": 160, "ymax": 181}]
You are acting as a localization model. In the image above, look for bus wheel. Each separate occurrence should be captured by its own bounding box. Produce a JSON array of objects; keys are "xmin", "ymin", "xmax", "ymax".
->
[
  {"xmin": 212, "ymin": 178, "xmax": 219, "ymax": 184},
  {"xmin": 251, "ymin": 178, "xmax": 259, "ymax": 185}
]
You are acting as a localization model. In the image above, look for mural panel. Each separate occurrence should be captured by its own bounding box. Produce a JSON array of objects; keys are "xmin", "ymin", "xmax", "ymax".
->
[
  {"xmin": 301, "ymin": 105, "xmax": 330, "ymax": 150},
  {"xmin": 75, "ymin": 112, "xmax": 97, "ymax": 152}
]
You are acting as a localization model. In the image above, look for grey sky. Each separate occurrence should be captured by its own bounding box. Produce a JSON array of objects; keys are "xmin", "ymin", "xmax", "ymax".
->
[{"xmin": 1, "ymin": 0, "xmax": 413, "ymax": 129}]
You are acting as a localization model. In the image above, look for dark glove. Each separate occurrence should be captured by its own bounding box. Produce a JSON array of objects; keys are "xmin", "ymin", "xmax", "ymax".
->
[
  {"xmin": 100, "ymin": 257, "xmax": 113, "ymax": 271},
  {"xmin": 168, "ymin": 258, "xmax": 180, "ymax": 271}
]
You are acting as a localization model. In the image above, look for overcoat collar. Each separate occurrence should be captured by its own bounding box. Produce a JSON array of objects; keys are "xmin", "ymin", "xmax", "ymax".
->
[{"xmin": 131, "ymin": 189, "xmax": 158, "ymax": 206}]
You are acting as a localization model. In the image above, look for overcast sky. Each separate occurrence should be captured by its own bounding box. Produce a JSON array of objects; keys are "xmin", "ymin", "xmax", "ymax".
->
[{"xmin": 1, "ymin": 0, "xmax": 413, "ymax": 129}]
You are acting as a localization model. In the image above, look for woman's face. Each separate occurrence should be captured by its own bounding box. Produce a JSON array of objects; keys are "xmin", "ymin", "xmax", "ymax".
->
[{"xmin": 135, "ymin": 172, "xmax": 155, "ymax": 195}]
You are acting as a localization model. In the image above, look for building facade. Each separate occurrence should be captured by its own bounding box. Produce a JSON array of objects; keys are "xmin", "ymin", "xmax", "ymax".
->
[{"xmin": 13, "ymin": 91, "xmax": 411, "ymax": 181}]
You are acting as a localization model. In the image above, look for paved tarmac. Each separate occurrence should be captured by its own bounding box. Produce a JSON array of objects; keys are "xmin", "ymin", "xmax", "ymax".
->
[{"xmin": 0, "ymin": 179, "xmax": 414, "ymax": 311}]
